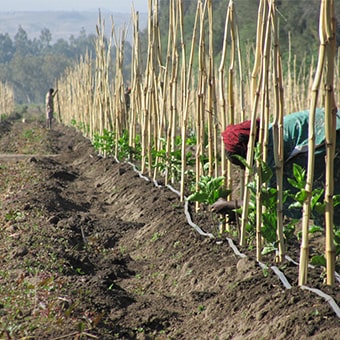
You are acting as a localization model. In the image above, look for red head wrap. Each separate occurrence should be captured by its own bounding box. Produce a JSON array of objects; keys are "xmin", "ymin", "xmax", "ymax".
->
[{"xmin": 222, "ymin": 120, "xmax": 254, "ymax": 158}]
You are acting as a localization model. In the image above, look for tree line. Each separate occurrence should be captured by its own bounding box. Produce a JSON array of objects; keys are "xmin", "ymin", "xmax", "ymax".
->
[
  {"xmin": 0, "ymin": 0, "xmax": 339, "ymax": 105},
  {"xmin": 155, "ymin": 0, "xmax": 340, "ymax": 72},
  {"xmin": 0, "ymin": 26, "xmax": 132, "ymax": 104}
]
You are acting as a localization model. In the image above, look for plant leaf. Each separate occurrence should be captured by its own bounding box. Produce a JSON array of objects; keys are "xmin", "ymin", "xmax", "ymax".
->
[
  {"xmin": 310, "ymin": 255, "xmax": 326, "ymax": 267},
  {"xmin": 308, "ymin": 225, "xmax": 324, "ymax": 234},
  {"xmin": 262, "ymin": 244, "xmax": 276, "ymax": 255},
  {"xmin": 187, "ymin": 192, "xmax": 208, "ymax": 203},
  {"xmin": 333, "ymin": 194, "xmax": 340, "ymax": 207},
  {"xmin": 260, "ymin": 161, "xmax": 273, "ymax": 184}
]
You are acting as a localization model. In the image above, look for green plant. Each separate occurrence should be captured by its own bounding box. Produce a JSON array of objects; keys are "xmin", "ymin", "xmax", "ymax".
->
[
  {"xmin": 93, "ymin": 129, "xmax": 115, "ymax": 156},
  {"xmin": 241, "ymin": 147, "xmax": 289, "ymax": 253},
  {"xmin": 296, "ymin": 225, "xmax": 323, "ymax": 241},
  {"xmin": 173, "ymin": 240, "xmax": 181, "ymax": 248},
  {"xmin": 93, "ymin": 129, "xmax": 141, "ymax": 161},
  {"xmin": 307, "ymin": 226, "xmax": 340, "ymax": 267},
  {"xmin": 23, "ymin": 128, "xmax": 35, "ymax": 140},
  {"xmin": 75, "ymin": 267, "xmax": 85, "ymax": 275},
  {"xmin": 288, "ymin": 163, "xmax": 340, "ymax": 266},
  {"xmin": 134, "ymin": 327, "xmax": 145, "ymax": 333},
  {"xmin": 117, "ymin": 129, "xmax": 140, "ymax": 160},
  {"xmin": 197, "ymin": 305, "xmax": 205, "ymax": 313},
  {"xmin": 186, "ymin": 130, "xmax": 197, "ymax": 146},
  {"xmin": 151, "ymin": 232, "xmax": 161, "ymax": 242},
  {"xmin": 187, "ymin": 175, "xmax": 231, "ymax": 206},
  {"xmin": 262, "ymin": 267, "xmax": 269, "ymax": 277},
  {"xmin": 287, "ymin": 163, "xmax": 340, "ymax": 220},
  {"xmin": 5, "ymin": 209, "xmax": 24, "ymax": 222},
  {"xmin": 153, "ymin": 136, "xmax": 195, "ymax": 181},
  {"xmin": 287, "ymin": 163, "xmax": 325, "ymax": 220}
]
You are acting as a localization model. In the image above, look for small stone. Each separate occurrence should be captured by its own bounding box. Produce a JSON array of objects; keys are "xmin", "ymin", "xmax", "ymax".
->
[
  {"xmin": 23, "ymin": 203, "xmax": 31, "ymax": 210},
  {"xmin": 14, "ymin": 247, "xmax": 28, "ymax": 258},
  {"xmin": 118, "ymin": 167, "xmax": 126, "ymax": 175},
  {"xmin": 48, "ymin": 215, "xmax": 60, "ymax": 225}
]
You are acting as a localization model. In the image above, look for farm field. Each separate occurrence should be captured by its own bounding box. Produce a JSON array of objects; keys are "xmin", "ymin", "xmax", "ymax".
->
[{"xmin": 0, "ymin": 111, "xmax": 340, "ymax": 339}]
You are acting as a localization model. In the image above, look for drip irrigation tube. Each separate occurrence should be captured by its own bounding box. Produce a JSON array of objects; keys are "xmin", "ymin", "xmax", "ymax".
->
[
  {"xmin": 113, "ymin": 157, "xmax": 340, "ymax": 319},
  {"xmin": 301, "ymin": 286, "xmax": 340, "ymax": 318},
  {"xmin": 270, "ymin": 266, "xmax": 292, "ymax": 289},
  {"xmin": 226, "ymin": 237, "xmax": 246, "ymax": 258},
  {"xmin": 183, "ymin": 199, "xmax": 215, "ymax": 239},
  {"xmin": 226, "ymin": 237, "xmax": 292, "ymax": 289},
  {"xmin": 126, "ymin": 160, "xmax": 215, "ymax": 238},
  {"xmin": 285, "ymin": 255, "xmax": 340, "ymax": 284}
]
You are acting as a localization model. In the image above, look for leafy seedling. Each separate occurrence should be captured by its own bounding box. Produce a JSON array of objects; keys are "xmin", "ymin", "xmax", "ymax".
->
[{"xmin": 187, "ymin": 175, "xmax": 231, "ymax": 206}]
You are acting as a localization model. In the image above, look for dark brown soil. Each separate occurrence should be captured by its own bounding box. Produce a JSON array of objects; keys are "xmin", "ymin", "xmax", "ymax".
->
[{"xmin": 0, "ymin": 113, "xmax": 339, "ymax": 339}]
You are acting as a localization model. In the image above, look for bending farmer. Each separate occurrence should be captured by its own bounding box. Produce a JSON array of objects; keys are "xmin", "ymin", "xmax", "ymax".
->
[
  {"xmin": 222, "ymin": 108, "xmax": 340, "ymax": 173},
  {"xmin": 220, "ymin": 108, "xmax": 340, "ymax": 222}
]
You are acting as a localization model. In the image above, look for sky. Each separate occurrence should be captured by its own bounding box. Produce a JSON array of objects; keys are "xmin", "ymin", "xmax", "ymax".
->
[{"xmin": 0, "ymin": 0, "xmax": 148, "ymax": 13}]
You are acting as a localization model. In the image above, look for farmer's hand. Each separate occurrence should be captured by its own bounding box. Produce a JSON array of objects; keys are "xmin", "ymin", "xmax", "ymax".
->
[{"xmin": 211, "ymin": 198, "xmax": 242, "ymax": 215}]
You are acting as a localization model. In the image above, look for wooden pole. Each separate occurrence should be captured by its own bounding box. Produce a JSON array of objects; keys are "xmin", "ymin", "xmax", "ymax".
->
[
  {"xmin": 240, "ymin": 0, "xmax": 266, "ymax": 247},
  {"xmin": 271, "ymin": 0, "xmax": 285, "ymax": 262},
  {"xmin": 180, "ymin": 1, "xmax": 199, "ymax": 201},
  {"xmin": 299, "ymin": 0, "xmax": 327, "ymax": 286},
  {"xmin": 323, "ymin": 0, "xmax": 336, "ymax": 286}
]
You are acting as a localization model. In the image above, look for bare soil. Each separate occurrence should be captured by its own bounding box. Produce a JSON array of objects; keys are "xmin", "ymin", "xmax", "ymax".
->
[{"xmin": 0, "ymin": 112, "xmax": 339, "ymax": 339}]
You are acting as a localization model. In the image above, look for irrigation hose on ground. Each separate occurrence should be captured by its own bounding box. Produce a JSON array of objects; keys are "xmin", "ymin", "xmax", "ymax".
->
[{"xmin": 104, "ymin": 155, "xmax": 340, "ymax": 319}]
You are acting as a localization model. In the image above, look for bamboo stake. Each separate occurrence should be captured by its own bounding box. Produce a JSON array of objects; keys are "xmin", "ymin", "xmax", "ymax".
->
[
  {"xmin": 287, "ymin": 32, "xmax": 292, "ymax": 114},
  {"xmin": 255, "ymin": 0, "xmax": 271, "ymax": 262},
  {"xmin": 206, "ymin": 0, "xmax": 214, "ymax": 178},
  {"xmin": 233, "ymin": 6, "xmax": 246, "ymax": 200},
  {"xmin": 180, "ymin": 0, "xmax": 200, "ymax": 201},
  {"xmin": 178, "ymin": 0, "xmax": 186, "ymax": 118},
  {"xmin": 0, "ymin": 82, "xmax": 14, "ymax": 119},
  {"xmin": 195, "ymin": 0, "xmax": 207, "ymax": 211},
  {"xmin": 218, "ymin": 2, "xmax": 231, "ymax": 187},
  {"xmin": 145, "ymin": 0, "xmax": 160, "ymax": 178},
  {"xmin": 227, "ymin": 1, "xmax": 236, "ymax": 197},
  {"xmin": 217, "ymin": 0, "xmax": 243, "ymax": 232},
  {"xmin": 299, "ymin": 0, "xmax": 327, "ymax": 286},
  {"xmin": 169, "ymin": 1, "xmax": 179, "ymax": 184},
  {"xmin": 271, "ymin": 0, "xmax": 285, "ymax": 262},
  {"xmin": 129, "ymin": 9, "xmax": 141, "ymax": 151},
  {"xmin": 240, "ymin": 0, "xmax": 266, "ymax": 247},
  {"xmin": 150, "ymin": 0, "xmax": 162, "ymax": 180},
  {"xmin": 141, "ymin": 0, "xmax": 153, "ymax": 174},
  {"xmin": 323, "ymin": 0, "xmax": 336, "ymax": 286},
  {"xmin": 217, "ymin": 1, "xmax": 231, "ymax": 232},
  {"xmin": 164, "ymin": 0, "xmax": 175, "ymax": 185},
  {"xmin": 196, "ymin": 1, "xmax": 204, "ymax": 191},
  {"xmin": 251, "ymin": 0, "xmax": 265, "ymax": 103},
  {"xmin": 94, "ymin": 12, "xmax": 107, "ymax": 155}
]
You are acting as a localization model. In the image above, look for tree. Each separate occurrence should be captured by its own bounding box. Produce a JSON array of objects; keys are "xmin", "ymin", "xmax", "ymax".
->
[
  {"xmin": 40, "ymin": 28, "xmax": 52, "ymax": 49},
  {"xmin": 0, "ymin": 33, "xmax": 15, "ymax": 63},
  {"xmin": 14, "ymin": 26, "xmax": 31, "ymax": 55}
]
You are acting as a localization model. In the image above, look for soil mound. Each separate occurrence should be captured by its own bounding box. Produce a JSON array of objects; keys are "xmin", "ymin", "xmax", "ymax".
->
[{"xmin": 0, "ymin": 114, "xmax": 339, "ymax": 339}]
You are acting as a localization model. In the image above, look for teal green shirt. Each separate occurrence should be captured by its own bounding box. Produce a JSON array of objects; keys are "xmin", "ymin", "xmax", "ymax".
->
[{"xmin": 267, "ymin": 108, "xmax": 340, "ymax": 168}]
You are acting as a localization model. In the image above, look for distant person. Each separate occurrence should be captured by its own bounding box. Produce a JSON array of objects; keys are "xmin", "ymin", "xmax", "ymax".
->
[
  {"xmin": 45, "ymin": 88, "xmax": 57, "ymax": 129},
  {"xmin": 124, "ymin": 86, "xmax": 131, "ymax": 112}
]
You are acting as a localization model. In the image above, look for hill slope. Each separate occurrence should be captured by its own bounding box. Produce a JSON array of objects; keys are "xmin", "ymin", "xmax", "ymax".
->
[{"xmin": 0, "ymin": 11, "xmax": 147, "ymax": 43}]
